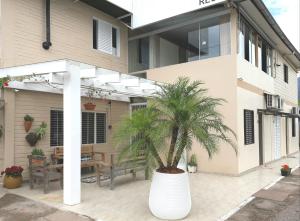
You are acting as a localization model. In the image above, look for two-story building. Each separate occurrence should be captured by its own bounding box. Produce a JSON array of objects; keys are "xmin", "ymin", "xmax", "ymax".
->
[{"xmin": 0, "ymin": 0, "xmax": 299, "ymax": 183}]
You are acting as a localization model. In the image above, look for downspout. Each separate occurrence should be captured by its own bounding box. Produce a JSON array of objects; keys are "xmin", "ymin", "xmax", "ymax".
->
[{"xmin": 42, "ymin": 0, "xmax": 52, "ymax": 50}]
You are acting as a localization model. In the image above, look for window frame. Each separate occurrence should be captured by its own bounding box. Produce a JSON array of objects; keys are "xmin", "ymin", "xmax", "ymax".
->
[
  {"xmin": 244, "ymin": 109, "xmax": 255, "ymax": 145},
  {"xmin": 50, "ymin": 109, "xmax": 107, "ymax": 147},
  {"xmin": 92, "ymin": 17, "xmax": 120, "ymax": 57},
  {"xmin": 292, "ymin": 117, "xmax": 296, "ymax": 137},
  {"xmin": 284, "ymin": 64, "xmax": 289, "ymax": 83}
]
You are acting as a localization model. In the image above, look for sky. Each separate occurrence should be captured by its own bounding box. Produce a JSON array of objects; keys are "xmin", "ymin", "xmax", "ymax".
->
[{"xmin": 263, "ymin": 0, "xmax": 300, "ymax": 51}]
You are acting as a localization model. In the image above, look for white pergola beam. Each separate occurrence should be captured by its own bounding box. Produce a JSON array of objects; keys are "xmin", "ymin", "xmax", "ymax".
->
[
  {"xmin": 0, "ymin": 60, "xmax": 68, "ymax": 78},
  {"xmin": 63, "ymin": 62, "xmax": 81, "ymax": 205}
]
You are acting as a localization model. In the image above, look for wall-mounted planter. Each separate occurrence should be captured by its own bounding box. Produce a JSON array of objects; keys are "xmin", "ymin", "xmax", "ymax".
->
[
  {"xmin": 84, "ymin": 103, "xmax": 96, "ymax": 110},
  {"xmin": 24, "ymin": 121, "xmax": 33, "ymax": 132}
]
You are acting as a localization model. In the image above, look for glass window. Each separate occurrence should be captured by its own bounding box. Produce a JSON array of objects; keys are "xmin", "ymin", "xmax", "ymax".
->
[
  {"xmin": 50, "ymin": 110, "xmax": 64, "ymax": 147},
  {"xmin": 93, "ymin": 18, "xmax": 120, "ymax": 56},
  {"xmin": 128, "ymin": 15, "xmax": 230, "ymax": 72},
  {"xmin": 284, "ymin": 64, "xmax": 288, "ymax": 83},
  {"xmin": 50, "ymin": 110, "xmax": 107, "ymax": 146}
]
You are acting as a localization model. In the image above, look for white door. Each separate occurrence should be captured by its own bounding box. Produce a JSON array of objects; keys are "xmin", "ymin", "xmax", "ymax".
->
[{"xmin": 274, "ymin": 116, "xmax": 281, "ymax": 160}]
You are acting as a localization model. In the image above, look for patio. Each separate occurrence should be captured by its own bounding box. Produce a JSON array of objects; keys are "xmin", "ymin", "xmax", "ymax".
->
[{"xmin": 0, "ymin": 153, "xmax": 299, "ymax": 221}]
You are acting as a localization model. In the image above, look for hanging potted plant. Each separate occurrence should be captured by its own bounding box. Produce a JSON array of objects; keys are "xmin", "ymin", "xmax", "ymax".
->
[
  {"xmin": 1, "ymin": 166, "xmax": 24, "ymax": 189},
  {"xmin": 25, "ymin": 122, "xmax": 47, "ymax": 147},
  {"xmin": 24, "ymin": 114, "xmax": 34, "ymax": 132},
  {"xmin": 187, "ymin": 154, "xmax": 197, "ymax": 173},
  {"xmin": 84, "ymin": 88, "xmax": 97, "ymax": 110},
  {"xmin": 116, "ymin": 78, "xmax": 237, "ymax": 220}
]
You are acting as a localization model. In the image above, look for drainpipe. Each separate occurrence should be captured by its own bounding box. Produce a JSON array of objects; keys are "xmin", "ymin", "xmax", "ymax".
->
[{"xmin": 42, "ymin": 0, "xmax": 52, "ymax": 50}]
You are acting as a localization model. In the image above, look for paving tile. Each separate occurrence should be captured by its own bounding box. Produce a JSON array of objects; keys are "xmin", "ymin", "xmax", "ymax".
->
[{"xmin": 254, "ymin": 189, "xmax": 290, "ymax": 202}]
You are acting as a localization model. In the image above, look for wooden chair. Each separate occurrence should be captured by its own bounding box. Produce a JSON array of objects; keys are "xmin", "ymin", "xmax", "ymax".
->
[{"xmin": 28, "ymin": 155, "xmax": 63, "ymax": 194}]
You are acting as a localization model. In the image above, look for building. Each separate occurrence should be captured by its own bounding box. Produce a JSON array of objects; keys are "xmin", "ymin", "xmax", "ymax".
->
[{"xmin": 0, "ymin": 0, "xmax": 299, "ymax": 187}]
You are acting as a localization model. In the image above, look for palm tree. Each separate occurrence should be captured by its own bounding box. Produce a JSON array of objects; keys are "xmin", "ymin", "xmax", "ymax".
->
[{"xmin": 115, "ymin": 77, "xmax": 236, "ymax": 173}]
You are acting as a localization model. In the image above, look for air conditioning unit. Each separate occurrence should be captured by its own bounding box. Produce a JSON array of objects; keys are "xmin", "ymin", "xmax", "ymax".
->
[{"xmin": 265, "ymin": 93, "xmax": 282, "ymax": 110}]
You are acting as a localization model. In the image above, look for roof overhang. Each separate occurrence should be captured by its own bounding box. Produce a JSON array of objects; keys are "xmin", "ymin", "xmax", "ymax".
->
[
  {"xmin": 80, "ymin": 0, "xmax": 131, "ymax": 18},
  {"xmin": 0, "ymin": 60, "xmax": 160, "ymax": 102}
]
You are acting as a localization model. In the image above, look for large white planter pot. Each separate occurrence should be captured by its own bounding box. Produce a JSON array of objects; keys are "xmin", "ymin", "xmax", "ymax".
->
[{"xmin": 149, "ymin": 171, "xmax": 191, "ymax": 220}]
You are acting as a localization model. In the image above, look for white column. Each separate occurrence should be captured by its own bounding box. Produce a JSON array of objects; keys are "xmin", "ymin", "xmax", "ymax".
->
[{"xmin": 63, "ymin": 62, "xmax": 81, "ymax": 205}]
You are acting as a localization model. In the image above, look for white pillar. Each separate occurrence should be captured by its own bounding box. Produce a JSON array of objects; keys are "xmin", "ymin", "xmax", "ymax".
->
[{"xmin": 63, "ymin": 62, "xmax": 81, "ymax": 205}]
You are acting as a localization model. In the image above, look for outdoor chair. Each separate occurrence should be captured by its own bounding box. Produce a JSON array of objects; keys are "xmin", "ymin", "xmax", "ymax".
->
[{"xmin": 27, "ymin": 155, "xmax": 63, "ymax": 194}]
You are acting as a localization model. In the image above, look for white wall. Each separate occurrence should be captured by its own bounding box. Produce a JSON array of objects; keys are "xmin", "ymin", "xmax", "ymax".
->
[
  {"xmin": 131, "ymin": 0, "xmax": 226, "ymax": 28},
  {"xmin": 237, "ymin": 57, "xmax": 275, "ymax": 94},
  {"xmin": 273, "ymin": 52, "xmax": 298, "ymax": 104},
  {"xmin": 237, "ymin": 87, "xmax": 262, "ymax": 173}
]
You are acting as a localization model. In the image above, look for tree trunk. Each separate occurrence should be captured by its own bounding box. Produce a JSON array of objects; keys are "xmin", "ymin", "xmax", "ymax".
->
[
  {"xmin": 147, "ymin": 139, "xmax": 165, "ymax": 169},
  {"xmin": 172, "ymin": 130, "xmax": 188, "ymax": 167},
  {"xmin": 167, "ymin": 126, "xmax": 179, "ymax": 167}
]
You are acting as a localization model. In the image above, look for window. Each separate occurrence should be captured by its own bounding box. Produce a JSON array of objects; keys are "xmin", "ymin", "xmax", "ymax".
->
[
  {"xmin": 138, "ymin": 38, "xmax": 150, "ymax": 67},
  {"xmin": 238, "ymin": 17, "xmax": 273, "ymax": 75},
  {"xmin": 292, "ymin": 118, "xmax": 296, "ymax": 137},
  {"xmin": 128, "ymin": 15, "xmax": 231, "ymax": 73},
  {"xmin": 50, "ymin": 110, "xmax": 106, "ymax": 146},
  {"xmin": 82, "ymin": 112, "xmax": 95, "ymax": 144},
  {"xmin": 50, "ymin": 110, "xmax": 64, "ymax": 146},
  {"xmin": 96, "ymin": 113, "xmax": 106, "ymax": 143},
  {"xmin": 284, "ymin": 64, "xmax": 288, "ymax": 83},
  {"xmin": 93, "ymin": 18, "xmax": 119, "ymax": 56},
  {"xmin": 244, "ymin": 110, "xmax": 255, "ymax": 145}
]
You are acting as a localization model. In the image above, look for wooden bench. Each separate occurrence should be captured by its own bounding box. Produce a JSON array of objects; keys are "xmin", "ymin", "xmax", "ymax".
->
[
  {"xmin": 51, "ymin": 145, "xmax": 104, "ymax": 174},
  {"xmin": 97, "ymin": 152, "xmax": 147, "ymax": 190}
]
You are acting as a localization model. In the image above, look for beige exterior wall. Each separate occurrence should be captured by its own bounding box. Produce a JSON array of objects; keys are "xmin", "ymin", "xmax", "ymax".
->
[
  {"xmin": 0, "ymin": 0, "xmax": 128, "ymax": 73},
  {"xmin": 1, "ymin": 89, "xmax": 129, "ymax": 179},
  {"xmin": 147, "ymin": 55, "xmax": 239, "ymax": 175},
  {"xmin": 236, "ymin": 55, "xmax": 299, "ymax": 172},
  {"xmin": 273, "ymin": 52, "xmax": 298, "ymax": 105}
]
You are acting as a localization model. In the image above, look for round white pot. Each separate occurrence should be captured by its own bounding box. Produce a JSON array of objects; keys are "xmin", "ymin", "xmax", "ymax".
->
[
  {"xmin": 149, "ymin": 171, "xmax": 191, "ymax": 220},
  {"xmin": 187, "ymin": 165, "xmax": 197, "ymax": 173}
]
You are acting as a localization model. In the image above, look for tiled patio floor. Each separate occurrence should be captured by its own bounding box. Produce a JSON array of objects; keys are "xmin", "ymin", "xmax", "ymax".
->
[{"xmin": 0, "ymin": 152, "xmax": 299, "ymax": 221}]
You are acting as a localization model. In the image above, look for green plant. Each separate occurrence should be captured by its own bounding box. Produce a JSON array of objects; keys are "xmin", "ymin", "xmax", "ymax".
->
[
  {"xmin": 31, "ymin": 148, "xmax": 45, "ymax": 156},
  {"xmin": 24, "ymin": 114, "xmax": 34, "ymax": 122},
  {"xmin": 35, "ymin": 122, "xmax": 47, "ymax": 139},
  {"xmin": 188, "ymin": 154, "xmax": 197, "ymax": 167},
  {"xmin": 115, "ymin": 77, "xmax": 236, "ymax": 174}
]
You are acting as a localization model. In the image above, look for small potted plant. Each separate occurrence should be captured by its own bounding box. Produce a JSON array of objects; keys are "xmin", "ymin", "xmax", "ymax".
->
[
  {"xmin": 31, "ymin": 148, "xmax": 45, "ymax": 165},
  {"xmin": 281, "ymin": 164, "xmax": 292, "ymax": 176},
  {"xmin": 24, "ymin": 114, "xmax": 34, "ymax": 132},
  {"xmin": 1, "ymin": 166, "xmax": 24, "ymax": 189},
  {"xmin": 187, "ymin": 154, "xmax": 197, "ymax": 173},
  {"xmin": 84, "ymin": 88, "xmax": 97, "ymax": 110}
]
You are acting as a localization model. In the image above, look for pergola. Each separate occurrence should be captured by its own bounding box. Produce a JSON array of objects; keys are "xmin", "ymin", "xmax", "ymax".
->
[{"xmin": 0, "ymin": 59, "xmax": 160, "ymax": 205}]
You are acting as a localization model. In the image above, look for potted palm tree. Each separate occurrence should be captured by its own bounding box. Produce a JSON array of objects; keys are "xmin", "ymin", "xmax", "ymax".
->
[{"xmin": 116, "ymin": 77, "xmax": 236, "ymax": 220}]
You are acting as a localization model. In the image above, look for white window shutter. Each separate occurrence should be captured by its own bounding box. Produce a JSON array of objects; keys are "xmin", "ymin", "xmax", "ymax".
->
[{"xmin": 98, "ymin": 20, "xmax": 112, "ymax": 54}]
